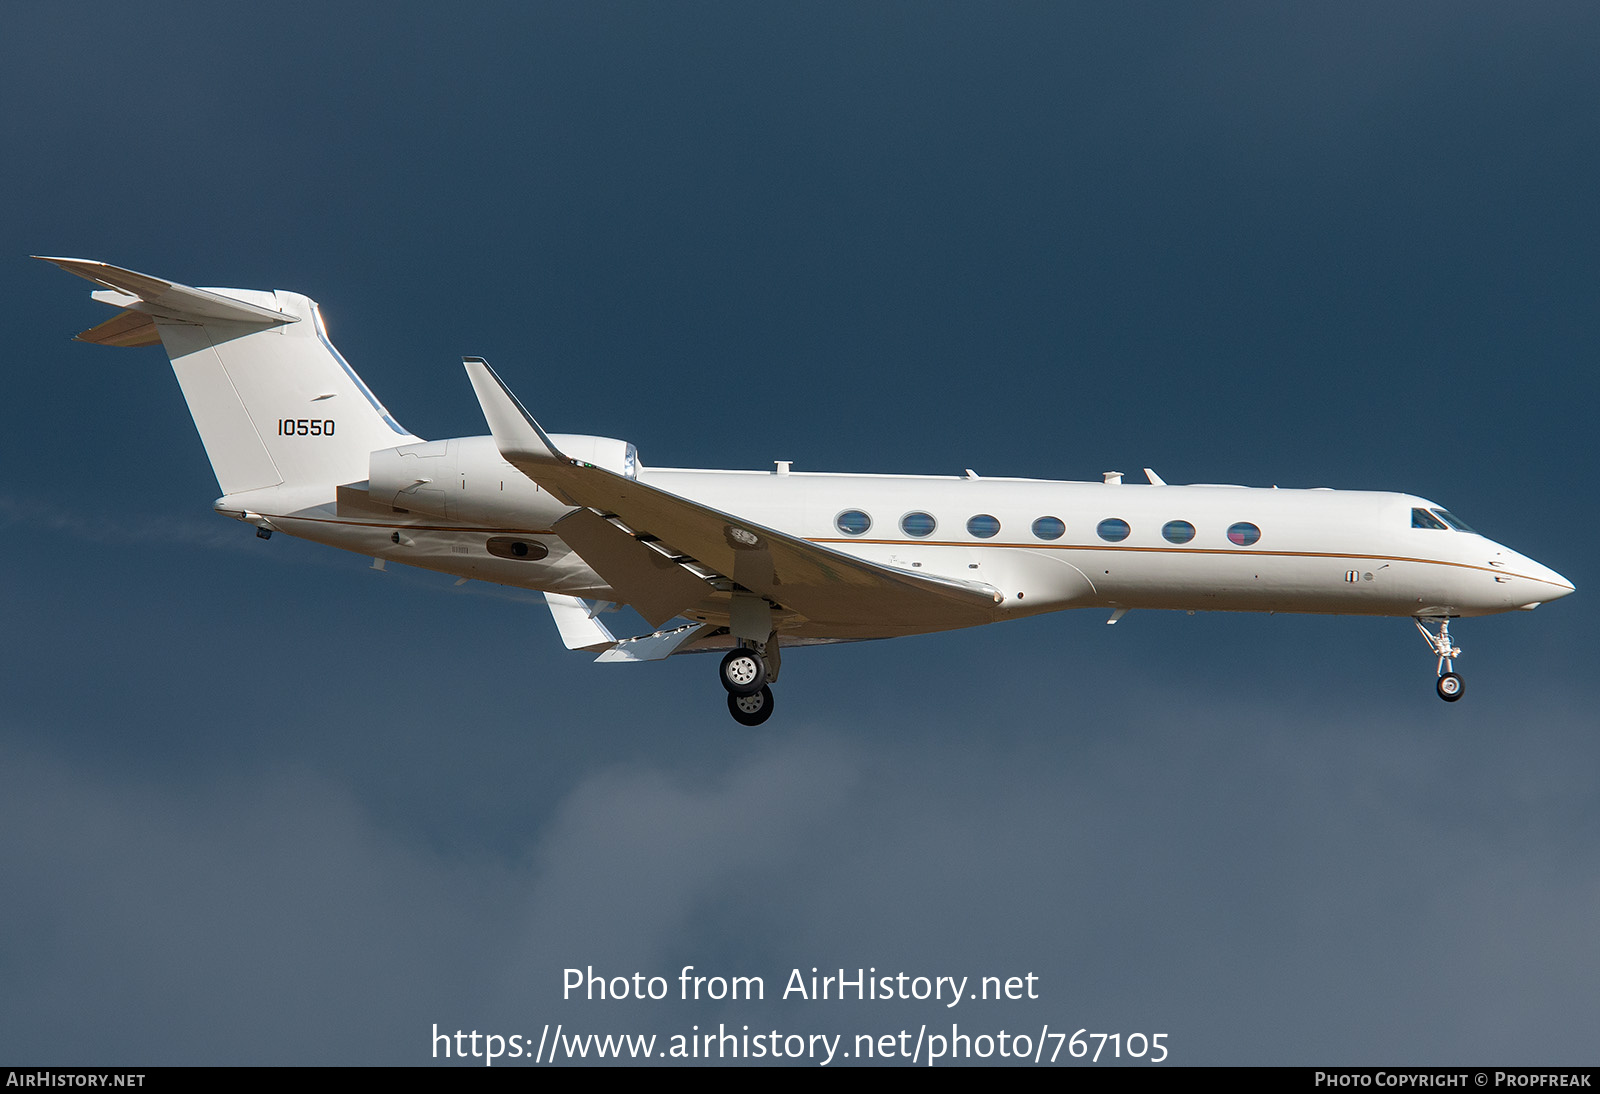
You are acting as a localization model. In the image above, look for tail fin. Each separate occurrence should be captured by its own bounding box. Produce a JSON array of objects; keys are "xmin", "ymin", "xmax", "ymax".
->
[{"xmin": 39, "ymin": 257, "xmax": 417, "ymax": 496}]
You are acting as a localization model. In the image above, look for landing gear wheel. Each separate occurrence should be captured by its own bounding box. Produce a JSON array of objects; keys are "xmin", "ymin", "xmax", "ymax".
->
[
  {"xmin": 727, "ymin": 685, "xmax": 775, "ymax": 727},
  {"xmin": 1416, "ymin": 618, "xmax": 1465, "ymax": 703},
  {"xmin": 719, "ymin": 647, "xmax": 767, "ymax": 696}
]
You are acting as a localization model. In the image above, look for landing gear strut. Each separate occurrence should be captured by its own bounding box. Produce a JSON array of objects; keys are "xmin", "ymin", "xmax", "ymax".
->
[{"xmin": 1415, "ymin": 617, "xmax": 1464, "ymax": 702}]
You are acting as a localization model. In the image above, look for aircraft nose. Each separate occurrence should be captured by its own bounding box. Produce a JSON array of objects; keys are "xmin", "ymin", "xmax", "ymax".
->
[
  {"xmin": 1522, "ymin": 556, "xmax": 1574, "ymax": 604},
  {"xmin": 1487, "ymin": 542, "xmax": 1574, "ymax": 606},
  {"xmin": 1541, "ymin": 568, "xmax": 1575, "ymax": 602}
]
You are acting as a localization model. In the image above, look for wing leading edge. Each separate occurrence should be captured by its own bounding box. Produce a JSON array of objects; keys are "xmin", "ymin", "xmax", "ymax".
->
[{"xmin": 463, "ymin": 358, "xmax": 1003, "ymax": 633}]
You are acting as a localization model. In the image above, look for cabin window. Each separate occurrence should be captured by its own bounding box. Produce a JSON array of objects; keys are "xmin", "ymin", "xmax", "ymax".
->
[
  {"xmin": 1032, "ymin": 516, "xmax": 1065, "ymax": 540},
  {"xmin": 967, "ymin": 514, "xmax": 1001, "ymax": 538},
  {"xmin": 835, "ymin": 509, "xmax": 872, "ymax": 536},
  {"xmin": 1097, "ymin": 518, "xmax": 1131, "ymax": 542},
  {"xmin": 900, "ymin": 511, "xmax": 937, "ymax": 538},
  {"xmin": 1411, "ymin": 508, "xmax": 1448, "ymax": 530},
  {"xmin": 1162, "ymin": 520, "xmax": 1195, "ymax": 544},
  {"xmin": 1431, "ymin": 508, "xmax": 1475, "ymax": 532},
  {"xmin": 1227, "ymin": 521, "xmax": 1261, "ymax": 546}
]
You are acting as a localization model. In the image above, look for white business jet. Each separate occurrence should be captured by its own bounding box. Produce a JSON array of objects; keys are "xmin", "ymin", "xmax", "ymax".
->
[{"xmin": 41, "ymin": 258, "xmax": 1574, "ymax": 724}]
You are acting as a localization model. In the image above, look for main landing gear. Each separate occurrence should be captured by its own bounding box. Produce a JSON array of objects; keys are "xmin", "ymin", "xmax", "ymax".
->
[
  {"xmin": 719, "ymin": 644, "xmax": 776, "ymax": 726},
  {"xmin": 1415, "ymin": 617, "xmax": 1464, "ymax": 702},
  {"xmin": 727, "ymin": 686, "xmax": 775, "ymax": 726}
]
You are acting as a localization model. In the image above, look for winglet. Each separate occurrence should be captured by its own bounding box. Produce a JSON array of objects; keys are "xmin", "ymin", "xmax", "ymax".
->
[{"xmin": 462, "ymin": 356, "xmax": 572, "ymax": 466}]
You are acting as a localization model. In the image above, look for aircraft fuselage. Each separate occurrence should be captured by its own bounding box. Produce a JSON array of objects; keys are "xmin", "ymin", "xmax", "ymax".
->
[{"xmin": 221, "ymin": 435, "xmax": 1572, "ymax": 641}]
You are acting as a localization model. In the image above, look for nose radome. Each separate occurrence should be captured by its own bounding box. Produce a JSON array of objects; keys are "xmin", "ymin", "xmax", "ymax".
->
[
  {"xmin": 1488, "ymin": 541, "xmax": 1574, "ymax": 605},
  {"xmin": 1542, "ymin": 569, "xmax": 1575, "ymax": 601},
  {"xmin": 1523, "ymin": 556, "xmax": 1574, "ymax": 603}
]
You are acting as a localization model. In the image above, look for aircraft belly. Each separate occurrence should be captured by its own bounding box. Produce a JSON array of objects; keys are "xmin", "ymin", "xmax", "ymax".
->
[{"xmin": 267, "ymin": 509, "xmax": 614, "ymax": 597}]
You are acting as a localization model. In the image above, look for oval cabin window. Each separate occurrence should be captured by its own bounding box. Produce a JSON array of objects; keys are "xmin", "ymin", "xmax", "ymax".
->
[
  {"xmin": 1162, "ymin": 520, "xmax": 1195, "ymax": 544},
  {"xmin": 1097, "ymin": 518, "xmax": 1131, "ymax": 542},
  {"xmin": 835, "ymin": 510, "xmax": 872, "ymax": 536}
]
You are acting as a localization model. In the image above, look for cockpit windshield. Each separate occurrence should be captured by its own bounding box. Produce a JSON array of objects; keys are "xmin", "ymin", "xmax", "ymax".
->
[{"xmin": 1412, "ymin": 507, "xmax": 1475, "ymax": 532}]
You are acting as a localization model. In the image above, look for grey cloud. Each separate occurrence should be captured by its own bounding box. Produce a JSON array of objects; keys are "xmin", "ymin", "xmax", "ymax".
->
[{"xmin": 5, "ymin": 680, "xmax": 1596, "ymax": 1064}]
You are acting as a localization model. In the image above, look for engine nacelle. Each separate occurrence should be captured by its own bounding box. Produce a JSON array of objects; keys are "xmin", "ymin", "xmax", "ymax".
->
[{"xmin": 367, "ymin": 434, "xmax": 639, "ymax": 525}]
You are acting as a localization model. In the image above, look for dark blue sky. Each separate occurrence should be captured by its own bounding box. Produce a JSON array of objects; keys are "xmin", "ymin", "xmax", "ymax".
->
[{"xmin": 2, "ymin": 3, "xmax": 1596, "ymax": 1065}]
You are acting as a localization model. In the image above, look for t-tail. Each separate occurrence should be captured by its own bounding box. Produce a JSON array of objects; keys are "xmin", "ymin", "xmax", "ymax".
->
[{"xmin": 38, "ymin": 257, "xmax": 417, "ymax": 497}]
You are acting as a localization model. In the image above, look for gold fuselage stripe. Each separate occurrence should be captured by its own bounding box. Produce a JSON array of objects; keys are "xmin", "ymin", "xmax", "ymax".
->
[{"xmin": 259, "ymin": 513, "xmax": 1566, "ymax": 590}]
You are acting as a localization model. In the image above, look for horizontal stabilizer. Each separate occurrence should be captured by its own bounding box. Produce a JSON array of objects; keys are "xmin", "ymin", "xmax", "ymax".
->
[
  {"xmin": 74, "ymin": 307, "xmax": 162, "ymax": 347},
  {"xmin": 35, "ymin": 256, "xmax": 299, "ymax": 328}
]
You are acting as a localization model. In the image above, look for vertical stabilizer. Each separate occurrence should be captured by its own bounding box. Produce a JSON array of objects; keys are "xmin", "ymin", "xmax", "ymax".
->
[{"xmin": 39, "ymin": 257, "xmax": 417, "ymax": 496}]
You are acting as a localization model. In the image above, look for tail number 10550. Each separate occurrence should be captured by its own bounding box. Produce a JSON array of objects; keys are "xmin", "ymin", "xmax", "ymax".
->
[{"xmin": 278, "ymin": 419, "xmax": 336, "ymax": 436}]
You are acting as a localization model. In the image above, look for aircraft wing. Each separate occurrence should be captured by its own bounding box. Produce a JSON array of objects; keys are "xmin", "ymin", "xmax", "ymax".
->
[{"xmin": 464, "ymin": 358, "xmax": 1003, "ymax": 632}]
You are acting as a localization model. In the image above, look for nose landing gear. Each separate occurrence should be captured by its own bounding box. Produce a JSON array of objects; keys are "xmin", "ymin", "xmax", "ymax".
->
[{"xmin": 1415, "ymin": 617, "xmax": 1464, "ymax": 702}]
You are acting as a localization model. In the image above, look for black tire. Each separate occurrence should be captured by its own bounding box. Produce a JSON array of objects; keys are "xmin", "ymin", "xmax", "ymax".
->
[
  {"xmin": 728, "ymin": 685, "xmax": 775, "ymax": 726},
  {"xmin": 1437, "ymin": 672, "xmax": 1464, "ymax": 702},
  {"xmin": 719, "ymin": 647, "xmax": 767, "ymax": 696}
]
